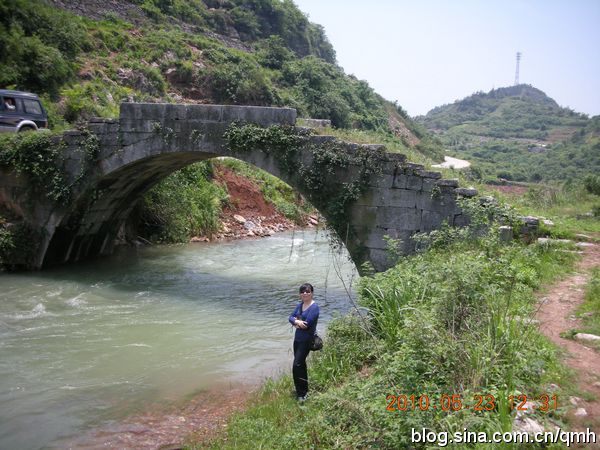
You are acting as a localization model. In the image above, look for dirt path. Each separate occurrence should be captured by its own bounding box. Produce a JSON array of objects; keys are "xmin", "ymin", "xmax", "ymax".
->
[{"xmin": 536, "ymin": 241, "xmax": 600, "ymax": 440}]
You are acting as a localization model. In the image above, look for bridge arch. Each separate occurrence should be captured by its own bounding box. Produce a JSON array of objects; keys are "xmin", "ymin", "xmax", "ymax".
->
[{"xmin": 2, "ymin": 103, "xmax": 476, "ymax": 273}]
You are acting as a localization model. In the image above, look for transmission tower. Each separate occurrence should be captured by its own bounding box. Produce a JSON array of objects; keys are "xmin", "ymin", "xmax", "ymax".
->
[{"xmin": 514, "ymin": 52, "xmax": 522, "ymax": 85}]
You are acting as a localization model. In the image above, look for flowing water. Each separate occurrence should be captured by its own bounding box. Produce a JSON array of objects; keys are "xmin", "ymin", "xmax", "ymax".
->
[{"xmin": 0, "ymin": 230, "xmax": 358, "ymax": 449}]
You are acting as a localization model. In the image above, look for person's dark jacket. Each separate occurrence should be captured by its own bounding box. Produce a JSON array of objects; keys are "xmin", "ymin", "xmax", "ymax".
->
[{"xmin": 288, "ymin": 302, "xmax": 319, "ymax": 342}]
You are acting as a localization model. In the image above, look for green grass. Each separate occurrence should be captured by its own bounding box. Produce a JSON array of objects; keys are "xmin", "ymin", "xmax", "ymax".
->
[
  {"xmin": 574, "ymin": 268, "xmax": 600, "ymax": 341},
  {"xmin": 475, "ymin": 182, "xmax": 600, "ymax": 237}
]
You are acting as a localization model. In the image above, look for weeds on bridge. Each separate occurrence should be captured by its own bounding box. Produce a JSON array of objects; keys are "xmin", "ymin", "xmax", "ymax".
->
[
  {"xmin": 0, "ymin": 131, "xmax": 70, "ymax": 204},
  {"xmin": 225, "ymin": 123, "xmax": 387, "ymax": 252}
]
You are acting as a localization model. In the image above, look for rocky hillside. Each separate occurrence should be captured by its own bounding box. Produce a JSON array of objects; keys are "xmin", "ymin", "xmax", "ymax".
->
[
  {"xmin": 417, "ymin": 85, "xmax": 598, "ymax": 182},
  {"xmin": 2, "ymin": 0, "xmax": 434, "ymax": 143}
]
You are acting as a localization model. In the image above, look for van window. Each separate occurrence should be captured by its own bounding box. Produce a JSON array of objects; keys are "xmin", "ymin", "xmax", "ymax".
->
[
  {"xmin": 3, "ymin": 97, "xmax": 17, "ymax": 111},
  {"xmin": 23, "ymin": 99, "xmax": 42, "ymax": 115}
]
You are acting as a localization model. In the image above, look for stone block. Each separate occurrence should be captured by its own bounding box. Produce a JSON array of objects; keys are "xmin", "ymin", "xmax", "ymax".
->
[
  {"xmin": 188, "ymin": 104, "xmax": 223, "ymax": 122},
  {"xmin": 356, "ymin": 188, "xmax": 416, "ymax": 208},
  {"xmin": 380, "ymin": 160, "xmax": 401, "ymax": 175},
  {"xmin": 139, "ymin": 103, "xmax": 168, "ymax": 120},
  {"xmin": 382, "ymin": 189, "xmax": 417, "ymax": 208},
  {"xmin": 221, "ymin": 105, "xmax": 296, "ymax": 126},
  {"xmin": 436, "ymin": 178, "xmax": 459, "ymax": 188},
  {"xmin": 368, "ymin": 173, "xmax": 394, "ymax": 188},
  {"xmin": 406, "ymin": 175, "xmax": 423, "ymax": 191},
  {"xmin": 368, "ymin": 248, "xmax": 393, "ymax": 272},
  {"xmin": 416, "ymin": 170, "xmax": 442, "ymax": 179},
  {"xmin": 454, "ymin": 213, "xmax": 470, "ymax": 227},
  {"xmin": 299, "ymin": 118, "xmax": 331, "ymax": 128},
  {"xmin": 365, "ymin": 227, "xmax": 413, "ymax": 250},
  {"xmin": 119, "ymin": 102, "xmax": 143, "ymax": 120},
  {"xmin": 308, "ymin": 135, "xmax": 337, "ymax": 145},
  {"xmin": 455, "ymin": 187, "xmax": 478, "ymax": 197},
  {"xmin": 422, "ymin": 178, "xmax": 436, "ymax": 192},
  {"xmin": 381, "ymin": 152, "xmax": 406, "ymax": 163},
  {"xmin": 361, "ymin": 143, "xmax": 386, "ymax": 152},
  {"xmin": 403, "ymin": 163, "xmax": 425, "ymax": 173},
  {"xmin": 164, "ymin": 103, "xmax": 189, "ymax": 121},
  {"xmin": 349, "ymin": 205, "xmax": 377, "ymax": 228},
  {"xmin": 499, "ymin": 226, "xmax": 513, "ymax": 243},
  {"xmin": 392, "ymin": 173, "xmax": 407, "ymax": 189},
  {"xmin": 416, "ymin": 191, "xmax": 439, "ymax": 210},
  {"xmin": 421, "ymin": 210, "xmax": 443, "ymax": 231},
  {"xmin": 376, "ymin": 207, "xmax": 421, "ymax": 230}
]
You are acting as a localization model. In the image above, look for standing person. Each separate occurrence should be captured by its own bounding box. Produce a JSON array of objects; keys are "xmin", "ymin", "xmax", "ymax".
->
[{"xmin": 288, "ymin": 282, "xmax": 319, "ymax": 402}]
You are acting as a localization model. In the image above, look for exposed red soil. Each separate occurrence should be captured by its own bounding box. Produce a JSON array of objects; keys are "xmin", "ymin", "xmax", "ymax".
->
[
  {"xmin": 536, "ymin": 241, "xmax": 600, "ymax": 445},
  {"xmin": 58, "ymin": 383, "xmax": 254, "ymax": 450},
  {"xmin": 215, "ymin": 166, "xmax": 278, "ymax": 218},
  {"xmin": 192, "ymin": 166, "xmax": 319, "ymax": 242}
]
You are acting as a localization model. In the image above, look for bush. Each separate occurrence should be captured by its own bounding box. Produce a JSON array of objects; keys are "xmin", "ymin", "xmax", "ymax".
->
[
  {"xmin": 0, "ymin": 0, "xmax": 88, "ymax": 95},
  {"xmin": 584, "ymin": 174, "xmax": 600, "ymax": 196},
  {"xmin": 256, "ymin": 35, "xmax": 293, "ymax": 69},
  {"xmin": 0, "ymin": 221, "xmax": 44, "ymax": 270},
  {"xmin": 61, "ymin": 82, "xmax": 129, "ymax": 123},
  {"xmin": 204, "ymin": 61, "xmax": 276, "ymax": 105},
  {"xmin": 137, "ymin": 161, "xmax": 228, "ymax": 243},
  {"xmin": 0, "ymin": 32, "xmax": 73, "ymax": 95}
]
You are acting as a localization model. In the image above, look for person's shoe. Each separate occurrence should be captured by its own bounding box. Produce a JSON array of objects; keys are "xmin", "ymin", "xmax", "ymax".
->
[{"xmin": 297, "ymin": 394, "xmax": 307, "ymax": 402}]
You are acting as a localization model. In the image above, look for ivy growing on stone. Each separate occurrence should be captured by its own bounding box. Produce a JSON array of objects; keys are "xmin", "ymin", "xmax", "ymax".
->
[
  {"xmin": 0, "ymin": 219, "xmax": 45, "ymax": 270},
  {"xmin": 152, "ymin": 121, "xmax": 175, "ymax": 144},
  {"xmin": 0, "ymin": 132, "xmax": 71, "ymax": 204},
  {"xmin": 225, "ymin": 122, "xmax": 386, "ymax": 250},
  {"xmin": 0, "ymin": 128, "xmax": 101, "ymax": 206}
]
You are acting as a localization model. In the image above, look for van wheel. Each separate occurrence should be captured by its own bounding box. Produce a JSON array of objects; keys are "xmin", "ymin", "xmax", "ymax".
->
[{"xmin": 18, "ymin": 126, "xmax": 36, "ymax": 133}]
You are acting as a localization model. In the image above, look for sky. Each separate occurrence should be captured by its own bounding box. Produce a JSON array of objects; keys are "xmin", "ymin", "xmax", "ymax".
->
[{"xmin": 292, "ymin": 0, "xmax": 600, "ymax": 117}]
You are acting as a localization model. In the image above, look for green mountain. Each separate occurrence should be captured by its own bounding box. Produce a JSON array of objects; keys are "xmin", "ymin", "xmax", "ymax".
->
[
  {"xmin": 0, "ymin": 0, "xmax": 436, "ymax": 144},
  {"xmin": 417, "ymin": 84, "xmax": 598, "ymax": 182}
]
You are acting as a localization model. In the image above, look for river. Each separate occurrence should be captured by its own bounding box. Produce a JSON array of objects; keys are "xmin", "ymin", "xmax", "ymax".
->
[{"xmin": 0, "ymin": 229, "xmax": 358, "ymax": 449}]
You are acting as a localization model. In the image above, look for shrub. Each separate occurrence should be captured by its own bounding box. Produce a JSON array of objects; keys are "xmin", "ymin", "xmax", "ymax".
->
[
  {"xmin": 203, "ymin": 61, "xmax": 276, "ymax": 105},
  {"xmin": 137, "ymin": 161, "xmax": 228, "ymax": 243},
  {"xmin": 0, "ymin": 221, "xmax": 44, "ymax": 270},
  {"xmin": 584, "ymin": 174, "xmax": 600, "ymax": 196},
  {"xmin": 0, "ymin": 0, "xmax": 88, "ymax": 95}
]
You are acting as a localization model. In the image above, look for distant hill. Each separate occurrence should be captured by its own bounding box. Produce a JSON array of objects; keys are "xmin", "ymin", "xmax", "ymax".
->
[{"xmin": 417, "ymin": 85, "xmax": 598, "ymax": 182}]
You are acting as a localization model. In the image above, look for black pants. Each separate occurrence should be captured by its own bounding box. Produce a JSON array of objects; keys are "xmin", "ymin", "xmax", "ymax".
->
[{"xmin": 292, "ymin": 339, "xmax": 311, "ymax": 397}]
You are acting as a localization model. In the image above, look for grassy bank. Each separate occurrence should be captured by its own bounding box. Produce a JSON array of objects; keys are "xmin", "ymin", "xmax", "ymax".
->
[
  {"xmin": 479, "ymin": 183, "xmax": 600, "ymax": 239},
  {"xmin": 574, "ymin": 268, "xmax": 600, "ymax": 342},
  {"xmin": 187, "ymin": 203, "xmax": 579, "ymax": 449}
]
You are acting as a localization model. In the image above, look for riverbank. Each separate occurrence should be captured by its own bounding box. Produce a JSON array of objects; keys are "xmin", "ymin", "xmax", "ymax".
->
[
  {"xmin": 196, "ymin": 165, "xmax": 320, "ymax": 242},
  {"xmin": 55, "ymin": 383, "xmax": 256, "ymax": 450},
  {"xmin": 185, "ymin": 207, "xmax": 595, "ymax": 449}
]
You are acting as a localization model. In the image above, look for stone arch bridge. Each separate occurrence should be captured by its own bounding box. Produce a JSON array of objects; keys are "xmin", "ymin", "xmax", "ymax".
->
[{"xmin": 1, "ymin": 103, "xmax": 477, "ymax": 273}]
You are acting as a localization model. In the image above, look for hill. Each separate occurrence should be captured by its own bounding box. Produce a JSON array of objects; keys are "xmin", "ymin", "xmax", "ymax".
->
[
  {"xmin": 417, "ymin": 84, "xmax": 598, "ymax": 182},
  {"xmin": 0, "ymin": 0, "xmax": 443, "ymax": 242},
  {"xmin": 1, "ymin": 0, "xmax": 437, "ymax": 144}
]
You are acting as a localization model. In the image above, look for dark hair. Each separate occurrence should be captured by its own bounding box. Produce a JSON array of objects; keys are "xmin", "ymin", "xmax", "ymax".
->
[{"xmin": 299, "ymin": 283, "xmax": 314, "ymax": 294}]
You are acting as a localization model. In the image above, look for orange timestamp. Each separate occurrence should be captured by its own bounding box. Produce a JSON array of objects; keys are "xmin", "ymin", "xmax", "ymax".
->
[{"xmin": 386, "ymin": 393, "xmax": 558, "ymax": 412}]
